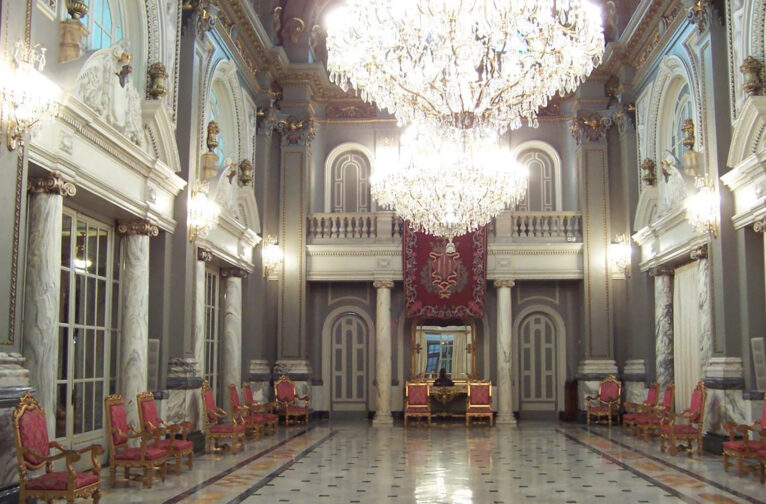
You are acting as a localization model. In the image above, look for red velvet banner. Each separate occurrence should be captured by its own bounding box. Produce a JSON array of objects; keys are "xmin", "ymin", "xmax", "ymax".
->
[{"xmin": 403, "ymin": 224, "xmax": 487, "ymax": 320}]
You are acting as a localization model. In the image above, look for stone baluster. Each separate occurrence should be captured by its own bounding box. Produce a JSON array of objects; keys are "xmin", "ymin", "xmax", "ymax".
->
[
  {"xmin": 372, "ymin": 279, "xmax": 394, "ymax": 426},
  {"xmin": 495, "ymin": 279, "xmax": 517, "ymax": 425},
  {"xmin": 221, "ymin": 267, "xmax": 247, "ymax": 410},
  {"xmin": 118, "ymin": 219, "xmax": 159, "ymax": 426},
  {"xmin": 23, "ymin": 172, "xmax": 76, "ymax": 433}
]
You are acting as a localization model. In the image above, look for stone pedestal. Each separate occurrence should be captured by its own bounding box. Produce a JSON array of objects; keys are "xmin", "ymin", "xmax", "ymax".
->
[
  {"xmin": 576, "ymin": 359, "xmax": 618, "ymax": 410},
  {"xmin": 0, "ymin": 353, "xmax": 33, "ymax": 487},
  {"xmin": 372, "ymin": 280, "xmax": 394, "ymax": 426},
  {"xmin": 118, "ymin": 221, "xmax": 157, "ymax": 426},
  {"xmin": 166, "ymin": 358, "xmax": 203, "ymax": 431},
  {"xmin": 703, "ymin": 357, "xmax": 746, "ymax": 434},
  {"xmin": 22, "ymin": 172, "xmax": 75, "ymax": 434},
  {"xmin": 274, "ymin": 359, "xmax": 312, "ymax": 408},
  {"xmin": 623, "ymin": 359, "xmax": 647, "ymax": 404},
  {"xmin": 221, "ymin": 269, "xmax": 246, "ymax": 410},
  {"xmin": 495, "ymin": 280, "xmax": 516, "ymax": 426},
  {"xmin": 248, "ymin": 360, "xmax": 272, "ymax": 403}
]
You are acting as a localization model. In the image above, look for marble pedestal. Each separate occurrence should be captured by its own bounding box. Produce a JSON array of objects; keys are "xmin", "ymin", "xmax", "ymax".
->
[
  {"xmin": 166, "ymin": 358, "xmax": 204, "ymax": 431},
  {"xmin": 623, "ymin": 359, "xmax": 648, "ymax": 404},
  {"xmin": 576, "ymin": 359, "xmax": 618, "ymax": 411},
  {"xmin": 703, "ymin": 357, "xmax": 746, "ymax": 434},
  {"xmin": 0, "ymin": 353, "xmax": 33, "ymax": 488},
  {"xmin": 248, "ymin": 360, "xmax": 272, "ymax": 403}
]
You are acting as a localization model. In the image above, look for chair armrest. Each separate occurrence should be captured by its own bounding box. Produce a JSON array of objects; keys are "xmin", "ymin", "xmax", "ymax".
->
[
  {"xmin": 23, "ymin": 446, "xmax": 81, "ymax": 465},
  {"xmin": 76, "ymin": 444, "xmax": 103, "ymax": 474},
  {"xmin": 724, "ymin": 421, "xmax": 740, "ymax": 440},
  {"xmin": 162, "ymin": 422, "xmax": 181, "ymax": 435}
]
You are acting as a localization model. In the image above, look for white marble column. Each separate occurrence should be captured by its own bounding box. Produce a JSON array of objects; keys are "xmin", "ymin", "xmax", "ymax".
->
[
  {"xmin": 372, "ymin": 280, "xmax": 394, "ymax": 426},
  {"xmin": 118, "ymin": 220, "xmax": 158, "ymax": 426},
  {"xmin": 693, "ymin": 247, "xmax": 713, "ymax": 372},
  {"xmin": 495, "ymin": 279, "xmax": 516, "ymax": 426},
  {"xmin": 193, "ymin": 249, "xmax": 212, "ymax": 373},
  {"xmin": 651, "ymin": 267, "xmax": 674, "ymax": 387},
  {"xmin": 221, "ymin": 268, "xmax": 246, "ymax": 411},
  {"xmin": 22, "ymin": 172, "xmax": 76, "ymax": 433}
]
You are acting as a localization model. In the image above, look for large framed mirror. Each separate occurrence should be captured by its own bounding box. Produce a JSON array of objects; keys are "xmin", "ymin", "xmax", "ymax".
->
[{"xmin": 410, "ymin": 321, "xmax": 477, "ymax": 381}]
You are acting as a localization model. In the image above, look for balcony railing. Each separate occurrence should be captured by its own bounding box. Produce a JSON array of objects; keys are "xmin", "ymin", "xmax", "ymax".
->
[{"xmin": 308, "ymin": 211, "xmax": 583, "ymax": 242}]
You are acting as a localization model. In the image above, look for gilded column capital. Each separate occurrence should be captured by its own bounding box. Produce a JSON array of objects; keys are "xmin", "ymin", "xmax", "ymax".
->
[
  {"xmin": 197, "ymin": 248, "xmax": 213, "ymax": 263},
  {"xmin": 373, "ymin": 279, "xmax": 394, "ymax": 289},
  {"xmin": 277, "ymin": 115, "xmax": 317, "ymax": 147},
  {"xmin": 221, "ymin": 267, "xmax": 249, "ymax": 279},
  {"xmin": 570, "ymin": 113, "xmax": 612, "ymax": 145},
  {"xmin": 690, "ymin": 245, "xmax": 708, "ymax": 261},
  {"xmin": 117, "ymin": 219, "xmax": 159, "ymax": 237},
  {"xmin": 28, "ymin": 171, "xmax": 76, "ymax": 197},
  {"xmin": 494, "ymin": 279, "xmax": 516, "ymax": 289},
  {"xmin": 649, "ymin": 266, "xmax": 674, "ymax": 277}
]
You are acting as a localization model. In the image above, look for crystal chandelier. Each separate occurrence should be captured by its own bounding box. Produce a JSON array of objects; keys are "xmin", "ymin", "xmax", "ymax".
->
[
  {"xmin": 326, "ymin": 0, "xmax": 604, "ymax": 133},
  {"xmin": 373, "ymin": 124, "xmax": 528, "ymax": 239}
]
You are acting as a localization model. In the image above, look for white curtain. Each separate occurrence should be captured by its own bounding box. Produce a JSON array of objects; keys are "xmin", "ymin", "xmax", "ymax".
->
[
  {"xmin": 673, "ymin": 262, "xmax": 702, "ymax": 413},
  {"xmin": 415, "ymin": 328, "xmax": 428, "ymax": 377},
  {"xmin": 452, "ymin": 328, "xmax": 468, "ymax": 378}
]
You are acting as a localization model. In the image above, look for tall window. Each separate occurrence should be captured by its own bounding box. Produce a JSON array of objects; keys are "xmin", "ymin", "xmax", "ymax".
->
[
  {"xmin": 203, "ymin": 269, "xmax": 220, "ymax": 392},
  {"xmin": 208, "ymin": 82, "xmax": 236, "ymax": 168},
  {"xmin": 57, "ymin": 210, "xmax": 120, "ymax": 445},
  {"xmin": 670, "ymin": 84, "xmax": 693, "ymax": 160},
  {"xmin": 85, "ymin": 0, "xmax": 123, "ymax": 50}
]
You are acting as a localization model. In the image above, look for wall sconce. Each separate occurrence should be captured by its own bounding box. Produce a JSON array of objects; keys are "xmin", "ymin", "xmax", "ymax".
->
[
  {"xmin": 201, "ymin": 121, "xmax": 219, "ymax": 180},
  {"xmin": 261, "ymin": 235, "xmax": 283, "ymax": 278},
  {"xmin": 238, "ymin": 159, "xmax": 254, "ymax": 187},
  {"xmin": 1, "ymin": 41, "xmax": 60, "ymax": 151},
  {"xmin": 609, "ymin": 233, "xmax": 632, "ymax": 278},
  {"xmin": 685, "ymin": 179, "xmax": 719, "ymax": 238},
  {"xmin": 188, "ymin": 183, "xmax": 220, "ymax": 241},
  {"xmin": 681, "ymin": 119, "xmax": 701, "ymax": 178}
]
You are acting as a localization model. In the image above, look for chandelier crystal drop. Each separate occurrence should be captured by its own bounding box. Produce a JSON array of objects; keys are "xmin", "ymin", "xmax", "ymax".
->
[
  {"xmin": 326, "ymin": 0, "xmax": 604, "ymax": 133},
  {"xmin": 373, "ymin": 125, "xmax": 529, "ymax": 240}
]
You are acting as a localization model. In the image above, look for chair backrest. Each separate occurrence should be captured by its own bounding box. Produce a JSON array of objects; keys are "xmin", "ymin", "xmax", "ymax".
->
[
  {"xmin": 105, "ymin": 394, "xmax": 130, "ymax": 447},
  {"xmin": 228, "ymin": 384, "xmax": 244, "ymax": 414},
  {"xmin": 136, "ymin": 391, "xmax": 161, "ymax": 430},
  {"xmin": 687, "ymin": 381, "xmax": 706, "ymax": 424},
  {"xmin": 761, "ymin": 396, "xmax": 766, "ymax": 423},
  {"xmin": 645, "ymin": 382, "xmax": 659, "ymax": 405},
  {"xmin": 467, "ymin": 381, "xmax": 491, "ymax": 406},
  {"xmin": 659, "ymin": 384, "xmax": 675, "ymax": 411},
  {"xmin": 12, "ymin": 393, "xmax": 50, "ymax": 470},
  {"xmin": 242, "ymin": 382, "xmax": 255, "ymax": 404},
  {"xmin": 406, "ymin": 381, "xmax": 430, "ymax": 406},
  {"xmin": 275, "ymin": 375, "xmax": 297, "ymax": 404},
  {"xmin": 599, "ymin": 375, "xmax": 621, "ymax": 402},
  {"xmin": 201, "ymin": 380, "xmax": 219, "ymax": 423}
]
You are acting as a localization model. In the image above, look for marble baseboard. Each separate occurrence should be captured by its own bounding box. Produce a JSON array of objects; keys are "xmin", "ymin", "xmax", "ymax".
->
[
  {"xmin": 705, "ymin": 389, "xmax": 747, "ymax": 435},
  {"xmin": 247, "ymin": 380, "xmax": 271, "ymax": 403},
  {"xmin": 167, "ymin": 388, "xmax": 202, "ymax": 431},
  {"xmin": 577, "ymin": 380, "xmax": 600, "ymax": 411},
  {"xmin": 624, "ymin": 381, "xmax": 648, "ymax": 405}
]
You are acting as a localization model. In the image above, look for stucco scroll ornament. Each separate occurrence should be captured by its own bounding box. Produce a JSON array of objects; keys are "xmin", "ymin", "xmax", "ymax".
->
[
  {"xmin": 117, "ymin": 219, "xmax": 160, "ymax": 237},
  {"xmin": 687, "ymin": 0, "xmax": 712, "ymax": 33},
  {"xmin": 690, "ymin": 245, "xmax": 708, "ymax": 260},
  {"xmin": 753, "ymin": 218, "xmax": 766, "ymax": 233},
  {"xmin": 28, "ymin": 171, "xmax": 77, "ymax": 197},
  {"xmin": 569, "ymin": 113, "xmax": 612, "ymax": 145},
  {"xmin": 74, "ymin": 41, "xmax": 147, "ymax": 149}
]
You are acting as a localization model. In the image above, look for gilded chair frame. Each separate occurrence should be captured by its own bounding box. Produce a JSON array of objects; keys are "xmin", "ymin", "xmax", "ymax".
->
[
  {"xmin": 242, "ymin": 382, "xmax": 278, "ymax": 435},
  {"xmin": 201, "ymin": 380, "xmax": 245, "ymax": 453},
  {"xmin": 465, "ymin": 380, "xmax": 493, "ymax": 427},
  {"xmin": 227, "ymin": 384, "xmax": 264, "ymax": 440},
  {"xmin": 637, "ymin": 384, "xmax": 675, "ymax": 441},
  {"xmin": 404, "ymin": 380, "xmax": 431, "ymax": 427},
  {"xmin": 623, "ymin": 382, "xmax": 659, "ymax": 434},
  {"xmin": 722, "ymin": 399, "xmax": 766, "ymax": 476},
  {"xmin": 13, "ymin": 393, "xmax": 103, "ymax": 504},
  {"xmin": 586, "ymin": 375, "xmax": 622, "ymax": 426},
  {"xmin": 274, "ymin": 375, "xmax": 310, "ymax": 425},
  {"xmin": 659, "ymin": 381, "xmax": 707, "ymax": 456},
  {"xmin": 758, "ymin": 449, "xmax": 766, "ymax": 484},
  {"xmin": 104, "ymin": 394, "xmax": 167, "ymax": 488},
  {"xmin": 136, "ymin": 391, "xmax": 193, "ymax": 474}
]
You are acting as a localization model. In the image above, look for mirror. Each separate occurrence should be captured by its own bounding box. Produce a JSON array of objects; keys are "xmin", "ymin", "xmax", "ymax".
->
[{"xmin": 411, "ymin": 322, "xmax": 476, "ymax": 381}]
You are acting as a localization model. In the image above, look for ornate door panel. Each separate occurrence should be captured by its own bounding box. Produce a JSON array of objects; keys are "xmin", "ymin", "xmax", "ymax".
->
[
  {"xmin": 331, "ymin": 313, "xmax": 368, "ymax": 412},
  {"xmin": 519, "ymin": 313, "xmax": 557, "ymax": 413}
]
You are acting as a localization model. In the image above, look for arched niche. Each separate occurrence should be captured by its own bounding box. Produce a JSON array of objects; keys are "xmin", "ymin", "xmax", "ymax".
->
[
  {"xmin": 511, "ymin": 140, "xmax": 563, "ymax": 211},
  {"xmin": 324, "ymin": 143, "xmax": 376, "ymax": 213}
]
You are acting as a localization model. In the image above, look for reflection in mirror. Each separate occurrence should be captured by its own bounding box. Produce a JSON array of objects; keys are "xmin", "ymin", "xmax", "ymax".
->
[{"xmin": 412, "ymin": 322, "xmax": 475, "ymax": 381}]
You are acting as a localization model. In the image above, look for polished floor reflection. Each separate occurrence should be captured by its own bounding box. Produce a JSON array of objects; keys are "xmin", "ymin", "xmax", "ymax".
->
[{"xmin": 98, "ymin": 421, "xmax": 766, "ymax": 504}]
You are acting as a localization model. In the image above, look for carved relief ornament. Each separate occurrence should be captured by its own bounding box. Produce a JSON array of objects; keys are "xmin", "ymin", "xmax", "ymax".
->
[
  {"xmin": 494, "ymin": 279, "xmax": 516, "ymax": 289},
  {"xmin": 570, "ymin": 113, "xmax": 613, "ymax": 145},
  {"xmin": 28, "ymin": 171, "xmax": 77, "ymax": 197},
  {"xmin": 221, "ymin": 267, "xmax": 248, "ymax": 278},
  {"xmin": 197, "ymin": 248, "xmax": 213, "ymax": 262},
  {"xmin": 373, "ymin": 279, "xmax": 394, "ymax": 289},
  {"xmin": 690, "ymin": 245, "xmax": 708, "ymax": 260},
  {"xmin": 277, "ymin": 116, "xmax": 317, "ymax": 146},
  {"xmin": 117, "ymin": 219, "xmax": 159, "ymax": 237}
]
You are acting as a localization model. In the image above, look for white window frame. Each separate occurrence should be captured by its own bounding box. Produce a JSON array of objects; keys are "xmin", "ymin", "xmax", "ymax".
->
[
  {"xmin": 85, "ymin": 0, "xmax": 123, "ymax": 51},
  {"xmin": 203, "ymin": 268, "xmax": 221, "ymax": 394}
]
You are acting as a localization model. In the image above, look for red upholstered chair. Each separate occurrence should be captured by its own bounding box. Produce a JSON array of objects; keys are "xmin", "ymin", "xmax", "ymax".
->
[
  {"xmin": 586, "ymin": 375, "xmax": 621, "ymax": 426},
  {"xmin": 228, "ymin": 384, "xmax": 267, "ymax": 439},
  {"xmin": 623, "ymin": 382, "xmax": 659, "ymax": 434},
  {"xmin": 242, "ymin": 382, "xmax": 278, "ymax": 435},
  {"xmin": 274, "ymin": 375, "xmax": 310, "ymax": 425},
  {"xmin": 636, "ymin": 384, "xmax": 675, "ymax": 441},
  {"xmin": 404, "ymin": 381, "xmax": 431, "ymax": 427},
  {"xmin": 104, "ymin": 394, "xmax": 167, "ymax": 488},
  {"xmin": 136, "ymin": 391, "xmax": 193, "ymax": 475},
  {"xmin": 722, "ymin": 398, "xmax": 766, "ymax": 476},
  {"xmin": 12, "ymin": 393, "xmax": 103, "ymax": 504},
  {"xmin": 660, "ymin": 380, "xmax": 707, "ymax": 456},
  {"xmin": 201, "ymin": 380, "xmax": 245, "ymax": 453},
  {"xmin": 466, "ymin": 381, "xmax": 493, "ymax": 427}
]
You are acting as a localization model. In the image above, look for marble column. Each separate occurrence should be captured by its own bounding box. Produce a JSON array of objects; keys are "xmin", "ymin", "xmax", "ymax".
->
[
  {"xmin": 372, "ymin": 280, "xmax": 394, "ymax": 426},
  {"xmin": 193, "ymin": 249, "xmax": 213, "ymax": 376},
  {"xmin": 118, "ymin": 220, "xmax": 158, "ymax": 426},
  {"xmin": 692, "ymin": 247, "xmax": 713, "ymax": 373},
  {"xmin": 495, "ymin": 279, "xmax": 516, "ymax": 426},
  {"xmin": 651, "ymin": 267, "xmax": 674, "ymax": 387},
  {"xmin": 22, "ymin": 172, "xmax": 76, "ymax": 434},
  {"xmin": 221, "ymin": 268, "xmax": 247, "ymax": 411}
]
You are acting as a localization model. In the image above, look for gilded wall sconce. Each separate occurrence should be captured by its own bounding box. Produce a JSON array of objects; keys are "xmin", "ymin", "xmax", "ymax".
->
[
  {"xmin": 261, "ymin": 235, "xmax": 283, "ymax": 279},
  {"xmin": 641, "ymin": 158, "xmax": 656, "ymax": 186},
  {"xmin": 201, "ymin": 121, "xmax": 220, "ymax": 180},
  {"xmin": 238, "ymin": 159, "xmax": 254, "ymax": 187},
  {"xmin": 741, "ymin": 56, "xmax": 764, "ymax": 96},
  {"xmin": 147, "ymin": 62, "xmax": 168, "ymax": 99}
]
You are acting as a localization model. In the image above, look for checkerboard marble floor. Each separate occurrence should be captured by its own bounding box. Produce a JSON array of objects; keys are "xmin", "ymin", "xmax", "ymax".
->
[{"xmin": 98, "ymin": 421, "xmax": 766, "ymax": 504}]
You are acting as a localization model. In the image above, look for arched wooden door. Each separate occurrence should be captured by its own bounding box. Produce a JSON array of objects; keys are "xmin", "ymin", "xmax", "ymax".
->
[
  {"xmin": 330, "ymin": 313, "xmax": 369, "ymax": 412},
  {"xmin": 518, "ymin": 312, "xmax": 558, "ymax": 418}
]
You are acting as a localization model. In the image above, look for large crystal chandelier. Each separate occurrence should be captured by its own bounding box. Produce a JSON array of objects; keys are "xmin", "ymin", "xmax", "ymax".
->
[
  {"xmin": 374, "ymin": 124, "xmax": 528, "ymax": 239},
  {"xmin": 326, "ymin": 0, "xmax": 604, "ymax": 133}
]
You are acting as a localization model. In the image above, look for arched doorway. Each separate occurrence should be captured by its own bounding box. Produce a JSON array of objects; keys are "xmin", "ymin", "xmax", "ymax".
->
[
  {"xmin": 516, "ymin": 310, "xmax": 562, "ymax": 419},
  {"xmin": 330, "ymin": 312, "xmax": 370, "ymax": 413}
]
